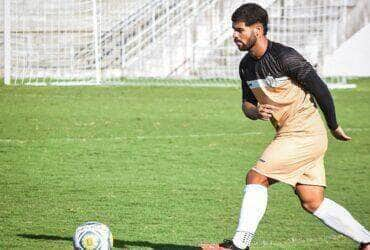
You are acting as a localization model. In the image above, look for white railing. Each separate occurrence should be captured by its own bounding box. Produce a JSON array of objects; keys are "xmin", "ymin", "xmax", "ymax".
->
[
  {"xmin": 185, "ymin": 0, "xmax": 357, "ymax": 81},
  {"xmin": 1, "ymin": 0, "xmax": 363, "ymax": 86},
  {"xmin": 172, "ymin": 0, "xmax": 276, "ymax": 79},
  {"xmin": 124, "ymin": 0, "xmax": 219, "ymax": 73},
  {"xmin": 74, "ymin": 0, "xmax": 164, "ymax": 69}
]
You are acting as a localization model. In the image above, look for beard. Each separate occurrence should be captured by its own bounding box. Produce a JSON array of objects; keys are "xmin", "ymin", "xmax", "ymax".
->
[{"xmin": 237, "ymin": 33, "xmax": 257, "ymax": 51}]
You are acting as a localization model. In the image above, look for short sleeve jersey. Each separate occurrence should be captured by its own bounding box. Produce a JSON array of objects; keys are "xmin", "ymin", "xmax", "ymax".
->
[{"xmin": 240, "ymin": 40, "xmax": 326, "ymax": 135}]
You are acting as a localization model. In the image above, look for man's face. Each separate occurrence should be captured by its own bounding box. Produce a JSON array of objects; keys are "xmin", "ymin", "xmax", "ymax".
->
[{"xmin": 232, "ymin": 21, "xmax": 257, "ymax": 51}]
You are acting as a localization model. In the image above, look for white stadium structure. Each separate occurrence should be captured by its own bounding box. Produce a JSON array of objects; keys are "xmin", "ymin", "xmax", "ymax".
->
[{"xmin": 1, "ymin": 0, "xmax": 369, "ymax": 86}]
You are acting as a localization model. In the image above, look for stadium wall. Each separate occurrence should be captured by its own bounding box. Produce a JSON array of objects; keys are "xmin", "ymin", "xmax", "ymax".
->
[{"xmin": 323, "ymin": 23, "xmax": 370, "ymax": 77}]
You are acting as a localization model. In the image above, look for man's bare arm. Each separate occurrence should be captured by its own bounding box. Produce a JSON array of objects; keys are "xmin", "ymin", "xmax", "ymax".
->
[{"xmin": 242, "ymin": 101, "xmax": 258, "ymax": 120}]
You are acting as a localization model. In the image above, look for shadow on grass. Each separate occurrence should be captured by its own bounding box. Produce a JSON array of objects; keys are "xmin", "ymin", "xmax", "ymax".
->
[{"xmin": 17, "ymin": 234, "xmax": 201, "ymax": 249}]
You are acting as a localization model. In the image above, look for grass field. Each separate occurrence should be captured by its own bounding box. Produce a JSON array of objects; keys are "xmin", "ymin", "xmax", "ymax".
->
[{"xmin": 0, "ymin": 78, "xmax": 369, "ymax": 249}]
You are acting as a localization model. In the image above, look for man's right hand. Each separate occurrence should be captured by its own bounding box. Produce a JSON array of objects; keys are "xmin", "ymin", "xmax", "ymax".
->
[{"xmin": 256, "ymin": 104, "xmax": 277, "ymax": 121}]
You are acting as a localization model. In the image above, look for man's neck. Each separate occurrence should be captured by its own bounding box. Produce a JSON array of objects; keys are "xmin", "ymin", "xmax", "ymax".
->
[{"xmin": 249, "ymin": 37, "xmax": 269, "ymax": 60}]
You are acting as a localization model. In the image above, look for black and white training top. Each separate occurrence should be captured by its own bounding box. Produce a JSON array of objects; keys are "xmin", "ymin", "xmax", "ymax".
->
[{"xmin": 239, "ymin": 40, "xmax": 338, "ymax": 133}]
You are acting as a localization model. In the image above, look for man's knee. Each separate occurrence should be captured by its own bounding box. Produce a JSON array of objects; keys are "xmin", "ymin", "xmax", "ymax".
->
[
  {"xmin": 295, "ymin": 184, "xmax": 324, "ymax": 213},
  {"xmin": 246, "ymin": 169, "xmax": 269, "ymax": 187},
  {"xmin": 300, "ymin": 199, "xmax": 323, "ymax": 213}
]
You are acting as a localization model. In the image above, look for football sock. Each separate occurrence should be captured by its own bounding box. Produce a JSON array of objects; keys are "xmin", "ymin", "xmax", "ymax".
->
[
  {"xmin": 313, "ymin": 198, "xmax": 370, "ymax": 243},
  {"xmin": 232, "ymin": 184, "xmax": 268, "ymax": 249}
]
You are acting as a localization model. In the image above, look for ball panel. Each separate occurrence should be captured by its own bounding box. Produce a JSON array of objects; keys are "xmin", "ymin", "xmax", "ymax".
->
[{"xmin": 73, "ymin": 222, "xmax": 113, "ymax": 250}]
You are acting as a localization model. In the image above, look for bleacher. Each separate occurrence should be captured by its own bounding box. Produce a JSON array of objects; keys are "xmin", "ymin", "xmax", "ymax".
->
[{"xmin": 0, "ymin": 0, "xmax": 367, "ymax": 85}]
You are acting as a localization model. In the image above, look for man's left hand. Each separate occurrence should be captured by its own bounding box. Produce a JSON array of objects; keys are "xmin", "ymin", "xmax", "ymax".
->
[{"xmin": 331, "ymin": 126, "xmax": 352, "ymax": 141}]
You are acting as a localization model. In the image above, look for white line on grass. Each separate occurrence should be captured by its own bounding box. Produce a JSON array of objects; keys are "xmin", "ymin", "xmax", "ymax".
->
[
  {"xmin": 0, "ymin": 132, "xmax": 263, "ymax": 144},
  {"xmin": 25, "ymin": 81, "xmax": 240, "ymax": 88},
  {"xmin": 1, "ymin": 127, "xmax": 368, "ymax": 144},
  {"xmin": 346, "ymin": 127, "xmax": 370, "ymax": 131}
]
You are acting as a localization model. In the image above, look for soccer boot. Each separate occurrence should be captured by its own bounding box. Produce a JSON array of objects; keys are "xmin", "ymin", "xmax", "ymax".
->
[
  {"xmin": 359, "ymin": 242, "xmax": 370, "ymax": 250},
  {"xmin": 201, "ymin": 239, "xmax": 248, "ymax": 250}
]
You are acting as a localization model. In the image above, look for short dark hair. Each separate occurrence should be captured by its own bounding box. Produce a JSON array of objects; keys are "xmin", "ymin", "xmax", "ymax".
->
[{"xmin": 231, "ymin": 3, "xmax": 269, "ymax": 35}]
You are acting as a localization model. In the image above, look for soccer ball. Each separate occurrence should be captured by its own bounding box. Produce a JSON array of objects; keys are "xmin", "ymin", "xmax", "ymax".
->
[{"xmin": 73, "ymin": 222, "xmax": 113, "ymax": 250}]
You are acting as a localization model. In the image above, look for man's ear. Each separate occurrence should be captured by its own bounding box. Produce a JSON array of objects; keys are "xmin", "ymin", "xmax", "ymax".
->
[{"xmin": 254, "ymin": 24, "xmax": 264, "ymax": 37}]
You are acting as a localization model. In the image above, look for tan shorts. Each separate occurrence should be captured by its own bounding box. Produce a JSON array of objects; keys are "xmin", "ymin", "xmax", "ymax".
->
[{"xmin": 252, "ymin": 133, "xmax": 328, "ymax": 187}]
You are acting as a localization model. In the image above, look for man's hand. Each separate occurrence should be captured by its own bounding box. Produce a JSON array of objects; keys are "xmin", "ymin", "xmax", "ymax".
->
[
  {"xmin": 330, "ymin": 126, "xmax": 352, "ymax": 141},
  {"xmin": 242, "ymin": 102, "xmax": 278, "ymax": 121},
  {"xmin": 256, "ymin": 104, "xmax": 277, "ymax": 121}
]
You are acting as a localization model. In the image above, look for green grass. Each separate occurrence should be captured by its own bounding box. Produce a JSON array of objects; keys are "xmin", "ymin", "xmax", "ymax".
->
[{"xmin": 0, "ymin": 78, "xmax": 369, "ymax": 249}]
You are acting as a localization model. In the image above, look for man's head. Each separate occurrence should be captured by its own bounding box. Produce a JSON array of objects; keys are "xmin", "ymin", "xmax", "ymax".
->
[{"xmin": 231, "ymin": 3, "xmax": 268, "ymax": 51}]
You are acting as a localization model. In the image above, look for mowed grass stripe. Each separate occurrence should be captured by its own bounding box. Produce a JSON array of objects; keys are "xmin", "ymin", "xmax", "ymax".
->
[{"xmin": 0, "ymin": 132, "xmax": 263, "ymax": 144}]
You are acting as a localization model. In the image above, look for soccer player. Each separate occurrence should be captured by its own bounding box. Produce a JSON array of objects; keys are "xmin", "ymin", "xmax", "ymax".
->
[{"xmin": 202, "ymin": 3, "xmax": 370, "ymax": 250}]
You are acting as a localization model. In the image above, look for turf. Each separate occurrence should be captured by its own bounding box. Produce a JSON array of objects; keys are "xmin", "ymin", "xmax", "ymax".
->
[{"xmin": 0, "ymin": 78, "xmax": 369, "ymax": 249}]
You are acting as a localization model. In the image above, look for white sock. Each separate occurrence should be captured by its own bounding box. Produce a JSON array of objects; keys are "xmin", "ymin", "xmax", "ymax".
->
[
  {"xmin": 314, "ymin": 198, "xmax": 370, "ymax": 243},
  {"xmin": 232, "ymin": 184, "xmax": 268, "ymax": 249}
]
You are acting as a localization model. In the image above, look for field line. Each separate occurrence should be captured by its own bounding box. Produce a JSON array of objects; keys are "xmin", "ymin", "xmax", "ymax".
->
[
  {"xmin": 1, "ymin": 127, "xmax": 368, "ymax": 144},
  {"xmin": 346, "ymin": 127, "xmax": 370, "ymax": 131},
  {"xmin": 0, "ymin": 132, "xmax": 262, "ymax": 144},
  {"xmin": 24, "ymin": 81, "xmax": 240, "ymax": 88}
]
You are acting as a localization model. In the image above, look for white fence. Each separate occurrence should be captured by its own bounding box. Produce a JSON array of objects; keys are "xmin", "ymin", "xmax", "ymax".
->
[{"xmin": 0, "ymin": 0, "xmax": 363, "ymax": 86}]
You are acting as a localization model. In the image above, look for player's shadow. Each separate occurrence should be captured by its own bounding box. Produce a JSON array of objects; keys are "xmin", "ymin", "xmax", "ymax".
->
[{"xmin": 17, "ymin": 234, "xmax": 201, "ymax": 249}]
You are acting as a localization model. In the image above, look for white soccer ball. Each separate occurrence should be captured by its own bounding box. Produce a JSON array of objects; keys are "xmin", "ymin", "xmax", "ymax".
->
[{"xmin": 73, "ymin": 222, "xmax": 113, "ymax": 250}]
